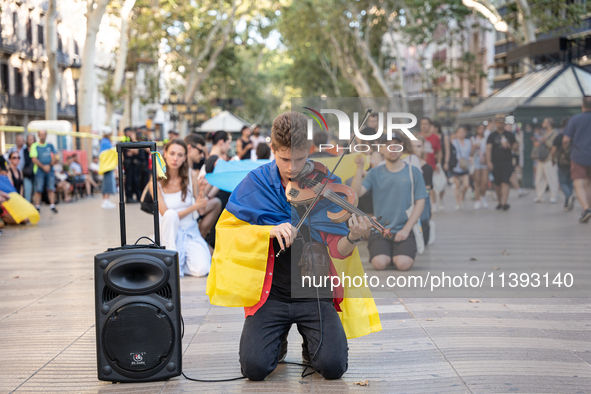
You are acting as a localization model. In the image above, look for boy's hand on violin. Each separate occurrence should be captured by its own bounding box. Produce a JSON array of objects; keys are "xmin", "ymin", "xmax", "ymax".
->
[
  {"xmin": 270, "ymin": 223, "xmax": 296, "ymax": 251},
  {"xmin": 348, "ymin": 214, "xmax": 372, "ymax": 240}
]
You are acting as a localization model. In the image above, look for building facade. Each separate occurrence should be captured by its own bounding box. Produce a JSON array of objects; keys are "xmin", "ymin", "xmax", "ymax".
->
[{"xmin": 0, "ymin": 0, "xmax": 78, "ymax": 135}]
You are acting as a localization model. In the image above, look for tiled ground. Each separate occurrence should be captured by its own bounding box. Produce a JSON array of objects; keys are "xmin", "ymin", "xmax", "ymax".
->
[{"xmin": 1, "ymin": 191, "xmax": 590, "ymax": 393}]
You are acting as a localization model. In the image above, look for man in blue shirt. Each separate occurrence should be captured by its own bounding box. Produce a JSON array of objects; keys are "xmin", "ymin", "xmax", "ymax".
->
[
  {"xmin": 351, "ymin": 133, "xmax": 427, "ymax": 271},
  {"xmin": 30, "ymin": 130, "xmax": 58, "ymax": 213},
  {"xmin": 563, "ymin": 97, "xmax": 591, "ymax": 223}
]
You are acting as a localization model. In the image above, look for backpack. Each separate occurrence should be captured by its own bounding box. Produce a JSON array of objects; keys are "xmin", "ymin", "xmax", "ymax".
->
[
  {"xmin": 557, "ymin": 144, "xmax": 571, "ymax": 167},
  {"xmin": 448, "ymin": 141, "xmax": 458, "ymax": 170}
]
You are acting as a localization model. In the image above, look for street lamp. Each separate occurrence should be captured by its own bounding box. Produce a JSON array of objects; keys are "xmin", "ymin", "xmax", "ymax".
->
[
  {"xmin": 69, "ymin": 61, "xmax": 81, "ymax": 150},
  {"xmin": 161, "ymin": 91, "xmax": 188, "ymax": 134}
]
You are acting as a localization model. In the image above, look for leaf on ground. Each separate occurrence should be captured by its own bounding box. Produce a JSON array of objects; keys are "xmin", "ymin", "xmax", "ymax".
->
[
  {"xmin": 493, "ymin": 267, "xmax": 500, "ymax": 270},
  {"xmin": 354, "ymin": 380, "xmax": 369, "ymax": 386},
  {"xmin": 469, "ymin": 299, "xmax": 481, "ymax": 303},
  {"xmin": 13, "ymin": 276, "xmax": 19, "ymax": 279},
  {"xmin": 425, "ymin": 318, "xmax": 434, "ymax": 321},
  {"xmin": 469, "ymin": 257, "xmax": 478, "ymax": 261},
  {"xmin": 502, "ymin": 250, "xmax": 510, "ymax": 255}
]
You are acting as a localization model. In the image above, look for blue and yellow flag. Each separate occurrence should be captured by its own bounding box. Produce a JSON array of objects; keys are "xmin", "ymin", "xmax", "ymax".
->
[{"xmin": 205, "ymin": 161, "xmax": 381, "ymax": 339}]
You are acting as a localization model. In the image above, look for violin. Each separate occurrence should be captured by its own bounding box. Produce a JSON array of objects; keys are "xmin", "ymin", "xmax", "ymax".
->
[{"xmin": 286, "ymin": 161, "xmax": 393, "ymax": 239}]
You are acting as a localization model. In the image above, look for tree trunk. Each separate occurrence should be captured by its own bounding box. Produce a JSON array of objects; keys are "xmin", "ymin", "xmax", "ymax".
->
[
  {"xmin": 328, "ymin": 33, "xmax": 376, "ymax": 109},
  {"xmin": 105, "ymin": 0, "xmax": 136, "ymax": 130},
  {"xmin": 78, "ymin": 0, "xmax": 110, "ymax": 131},
  {"xmin": 44, "ymin": 0, "xmax": 58, "ymax": 121},
  {"xmin": 112, "ymin": 0, "xmax": 136, "ymax": 95},
  {"xmin": 515, "ymin": 0, "xmax": 535, "ymax": 43}
]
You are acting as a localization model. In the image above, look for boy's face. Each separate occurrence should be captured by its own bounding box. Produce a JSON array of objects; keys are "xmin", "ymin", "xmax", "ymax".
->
[{"xmin": 273, "ymin": 147, "xmax": 308, "ymax": 182}]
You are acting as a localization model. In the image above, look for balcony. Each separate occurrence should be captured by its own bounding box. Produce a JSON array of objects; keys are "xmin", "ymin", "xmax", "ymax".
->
[
  {"xmin": 16, "ymin": 41, "xmax": 34, "ymax": 58},
  {"xmin": 0, "ymin": 94, "xmax": 45, "ymax": 112},
  {"xmin": 0, "ymin": 37, "xmax": 17, "ymax": 54}
]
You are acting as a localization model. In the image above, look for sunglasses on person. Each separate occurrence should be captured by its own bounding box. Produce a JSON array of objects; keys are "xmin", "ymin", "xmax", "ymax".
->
[
  {"xmin": 10, "ymin": 156, "xmax": 20, "ymax": 160},
  {"xmin": 190, "ymin": 145, "xmax": 206, "ymax": 156}
]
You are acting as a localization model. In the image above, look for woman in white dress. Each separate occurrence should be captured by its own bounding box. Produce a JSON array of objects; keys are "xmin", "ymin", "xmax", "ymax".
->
[{"xmin": 150, "ymin": 139, "xmax": 211, "ymax": 277}]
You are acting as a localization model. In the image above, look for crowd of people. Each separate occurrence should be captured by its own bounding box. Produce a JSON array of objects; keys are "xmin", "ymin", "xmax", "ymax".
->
[
  {"xmin": 0, "ymin": 130, "xmax": 103, "ymax": 226},
  {"xmin": 2, "ymin": 99, "xmax": 590, "ymax": 256}
]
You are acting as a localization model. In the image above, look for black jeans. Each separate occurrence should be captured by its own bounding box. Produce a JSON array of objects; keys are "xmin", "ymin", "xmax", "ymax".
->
[{"xmin": 239, "ymin": 298, "xmax": 348, "ymax": 381}]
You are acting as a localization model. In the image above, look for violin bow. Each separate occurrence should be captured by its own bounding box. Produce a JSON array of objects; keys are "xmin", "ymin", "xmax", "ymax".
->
[{"xmin": 277, "ymin": 108, "xmax": 373, "ymax": 257}]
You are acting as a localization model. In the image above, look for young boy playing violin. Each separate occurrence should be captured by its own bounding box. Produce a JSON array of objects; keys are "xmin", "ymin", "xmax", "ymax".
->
[{"xmin": 206, "ymin": 112, "xmax": 382, "ymax": 381}]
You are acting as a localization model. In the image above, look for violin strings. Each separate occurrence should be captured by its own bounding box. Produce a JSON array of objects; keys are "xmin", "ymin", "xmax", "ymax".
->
[{"xmin": 303, "ymin": 178, "xmax": 385, "ymax": 229}]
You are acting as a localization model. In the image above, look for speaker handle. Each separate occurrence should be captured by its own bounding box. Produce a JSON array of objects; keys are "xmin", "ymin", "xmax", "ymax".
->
[{"xmin": 116, "ymin": 142, "xmax": 160, "ymax": 247}]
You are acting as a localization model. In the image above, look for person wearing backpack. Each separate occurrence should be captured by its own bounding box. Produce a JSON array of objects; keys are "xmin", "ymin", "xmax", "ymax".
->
[
  {"xmin": 552, "ymin": 117, "xmax": 575, "ymax": 211},
  {"xmin": 532, "ymin": 118, "xmax": 559, "ymax": 204}
]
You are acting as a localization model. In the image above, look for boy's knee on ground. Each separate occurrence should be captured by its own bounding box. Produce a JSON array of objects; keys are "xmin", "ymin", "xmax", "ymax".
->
[{"xmin": 240, "ymin": 357, "xmax": 274, "ymax": 381}]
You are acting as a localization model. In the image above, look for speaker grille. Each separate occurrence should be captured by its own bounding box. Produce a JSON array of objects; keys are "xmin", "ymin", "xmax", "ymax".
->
[
  {"xmin": 103, "ymin": 303, "xmax": 174, "ymax": 373},
  {"xmin": 102, "ymin": 287, "xmax": 120, "ymax": 303},
  {"xmin": 156, "ymin": 284, "xmax": 172, "ymax": 300}
]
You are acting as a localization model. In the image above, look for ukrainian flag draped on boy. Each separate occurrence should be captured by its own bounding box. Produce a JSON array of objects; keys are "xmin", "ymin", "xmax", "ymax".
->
[{"xmin": 206, "ymin": 161, "xmax": 382, "ymax": 339}]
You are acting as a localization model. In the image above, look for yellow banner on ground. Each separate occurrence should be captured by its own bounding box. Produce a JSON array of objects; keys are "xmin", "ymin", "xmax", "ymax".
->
[{"xmin": 2, "ymin": 193, "xmax": 40, "ymax": 224}]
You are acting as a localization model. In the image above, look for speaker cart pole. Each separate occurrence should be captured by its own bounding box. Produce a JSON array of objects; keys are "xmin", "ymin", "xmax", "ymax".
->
[{"xmin": 94, "ymin": 141, "xmax": 182, "ymax": 383}]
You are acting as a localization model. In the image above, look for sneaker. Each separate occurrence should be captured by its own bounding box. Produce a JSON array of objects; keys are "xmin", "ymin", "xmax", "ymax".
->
[
  {"xmin": 432, "ymin": 204, "xmax": 438, "ymax": 213},
  {"xmin": 279, "ymin": 337, "xmax": 288, "ymax": 363},
  {"xmin": 454, "ymin": 205, "xmax": 460, "ymax": 211},
  {"xmin": 568, "ymin": 195, "xmax": 576, "ymax": 211},
  {"xmin": 427, "ymin": 220, "xmax": 436, "ymax": 245},
  {"xmin": 50, "ymin": 206, "xmax": 58, "ymax": 214},
  {"xmin": 518, "ymin": 189, "xmax": 528, "ymax": 197},
  {"xmin": 481, "ymin": 197, "xmax": 488, "ymax": 208},
  {"xmin": 438, "ymin": 202, "xmax": 444, "ymax": 211},
  {"xmin": 474, "ymin": 201, "xmax": 481, "ymax": 210},
  {"xmin": 533, "ymin": 198, "xmax": 542, "ymax": 203},
  {"xmin": 496, "ymin": 204, "xmax": 503, "ymax": 210},
  {"xmin": 102, "ymin": 200, "xmax": 116, "ymax": 209},
  {"xmin": 35, "ymin": 205, "xmax": 41, "ymax": 212},
  {"xmin": 503, "ymin": 204, "xmax": 510, "ymax": 211},
  {"xmin": 579, "ymin": 209, "xmax": 591, "ymax": 223},
  {"xmin": 550, "ymin": 198, "xmax": 557, "ymax": 204}
]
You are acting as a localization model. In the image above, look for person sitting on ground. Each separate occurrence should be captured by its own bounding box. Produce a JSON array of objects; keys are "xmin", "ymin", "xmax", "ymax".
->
[
  {"xmin": 7, "ymin": 151, "xmax": 24, "ymax": 196},
  {"xmin": 54, "ymin": 156, "xmax": 74, "ymax": 203},
  {"xmin": 351, "ymin": 132, "xmax": 427, "ymax": 271},
  {"xmin": 256, "ymin": 142, "xmax": 271, "ymax": 160},
  {"xmin": 183, "ymin": 133, "xmax": 222, "ymax": 241},
  {"xmin": 85, "ymin": 156, "xmax": 100, "ymax": 197},
  {"xmin": 149, "ymin": 139, "xmax": 211, "ymax": 277}
]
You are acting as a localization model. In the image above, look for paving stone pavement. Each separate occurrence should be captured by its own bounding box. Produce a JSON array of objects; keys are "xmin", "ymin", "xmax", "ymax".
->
[{"xmin": 1, "ymin": 191, "xmax": 590, "ymax": 393}]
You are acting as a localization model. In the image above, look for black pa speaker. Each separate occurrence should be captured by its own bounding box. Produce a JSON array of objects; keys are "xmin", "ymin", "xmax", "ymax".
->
[{"xmin": 94, "ymin": 142, "xmax": 182, "ymax": 383}]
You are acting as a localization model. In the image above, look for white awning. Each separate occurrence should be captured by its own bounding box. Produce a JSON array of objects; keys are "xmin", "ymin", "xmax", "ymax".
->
[{"xmin": 198, "ymin": 110, "xmax": 251, "ymax": 133}]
